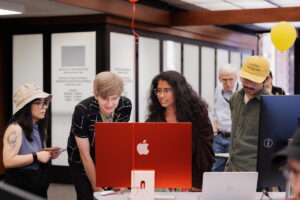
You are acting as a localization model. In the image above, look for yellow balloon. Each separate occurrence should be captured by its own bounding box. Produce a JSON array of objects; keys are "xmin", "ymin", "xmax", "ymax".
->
[{"xmin": 270, "ymin": 21, "xmax": 297, "ymax": 52}]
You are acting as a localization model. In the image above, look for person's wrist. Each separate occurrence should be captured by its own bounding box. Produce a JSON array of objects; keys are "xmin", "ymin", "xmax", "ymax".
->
[
  {"xmin": 94, "ymin": 187, "xmax": 103, "ymax": 192},
  {"xmin": 32, "ymin": 152, "xmax": 38, "ymax": 163}
]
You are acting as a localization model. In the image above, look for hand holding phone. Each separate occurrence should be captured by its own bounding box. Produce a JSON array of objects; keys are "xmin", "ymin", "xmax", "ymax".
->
[{"xmin": 51, "ymin": 148, "xmax": 66, "ymax": 155}]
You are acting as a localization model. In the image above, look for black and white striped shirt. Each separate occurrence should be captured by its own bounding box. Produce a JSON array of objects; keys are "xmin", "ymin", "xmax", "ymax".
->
[{"xmin": 67, "ymin": 96, "xmax": 132, "ymax": 170}]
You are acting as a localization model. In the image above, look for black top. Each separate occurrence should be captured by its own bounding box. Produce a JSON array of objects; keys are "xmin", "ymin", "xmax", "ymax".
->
[
  {"xmin": 146, "ymin": 104, "xmax": 214, "ymax": 188},
  {"xmin": 67, "ymin": 96, "xmax": 132, "ymax": 170},
  {"xmin": 272, "ymin": 85, "xmax": 285, "ymax": 95}
]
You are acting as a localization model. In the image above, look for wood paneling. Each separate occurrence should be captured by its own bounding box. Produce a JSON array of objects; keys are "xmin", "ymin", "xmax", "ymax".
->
[
  {"xmin": 0, "ymin": 15, "xmax": 107, "ymax": 27},
  {"xmin": 171, "ymin": 7, "xmax": 300, "ymax": 26},
  {"xmin": 0, "ymin": 14, "xmax": 257, "ymax": 50},
  {"xmin": 53, "ymin": 0, "xmax": 300, "ymax": 27},
  {"xmin": 53, "ymin": 0, "xmax": 170, "ymax": 25},
  {"xmin": 105, "ymin": 16, "xmax": 257, "ymax": 50},
  {"xmin": 50, "ymin": 0, "xmax": 258, "ymax": 49}
]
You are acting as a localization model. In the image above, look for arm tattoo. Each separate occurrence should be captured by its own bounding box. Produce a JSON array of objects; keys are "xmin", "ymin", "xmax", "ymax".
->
[{"xmin": 7, "ymin": 131, "xmax": 17, "ymax": 150}]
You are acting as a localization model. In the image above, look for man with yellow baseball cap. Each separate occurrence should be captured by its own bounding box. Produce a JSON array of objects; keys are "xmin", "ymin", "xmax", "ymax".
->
[{"xmin": 225, "ymin": 56, "xmax": 272, "ymax": 172}]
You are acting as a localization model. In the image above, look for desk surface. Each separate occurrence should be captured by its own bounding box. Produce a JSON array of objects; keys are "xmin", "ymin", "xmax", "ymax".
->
[
  {"xmin": 215, "ymin": 153, "xmax": 229, "ymax": 158},
  {"xmin": 94, "ymin": 191, "xmax": 285, "ymax": 200}
]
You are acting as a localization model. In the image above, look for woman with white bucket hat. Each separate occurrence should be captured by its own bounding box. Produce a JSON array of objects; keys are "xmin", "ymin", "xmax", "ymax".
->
[{"xmin": 2, "ymin": 83, "xmax": 61, "ymax": 198}]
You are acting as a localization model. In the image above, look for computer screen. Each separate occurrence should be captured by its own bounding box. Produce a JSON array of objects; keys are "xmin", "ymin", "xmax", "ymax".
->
[
  {"xmin": 257, "ymin": 95, "xmax": 300, "ymax": 191},
  {"xmin": 94, "ymin": 122, "xmax": 192, "ymax": 188}
]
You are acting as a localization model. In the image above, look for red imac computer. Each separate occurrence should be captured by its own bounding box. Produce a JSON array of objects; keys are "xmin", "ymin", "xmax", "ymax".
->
[{"xmin": 94, "ymin": 122, "xmax": 192, "ymax": 189}]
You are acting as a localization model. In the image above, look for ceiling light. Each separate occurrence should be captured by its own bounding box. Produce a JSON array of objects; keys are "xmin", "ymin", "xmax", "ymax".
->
[
  {"xmin": 181, "ymin": 0, "xmax": 222, "ymax": 3},
  {"xmin": 269, "ymin": 0, "xmax": 300, "ymax": 7},
  {"xmin": 254, "ymin": 21, "xmax": 300, "ymax": 29},
  {"xmin": 226, "ymin": 0, "xmax": 263, "ymax": 2},
  {"xmin": 0, "ymin": 1, "xmax": 25, "ymax": 16},
  {"xmin": 231, "ymin": 1, "xmax": 277, "ymax": 9},
  {"xmin": 195, "ymin": 2, "xmax": 241, "ymax": 10}
]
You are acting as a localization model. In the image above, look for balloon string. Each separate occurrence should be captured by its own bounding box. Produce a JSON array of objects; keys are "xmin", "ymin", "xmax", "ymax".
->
[{"xmin": 131, "ymin": 3, "xmax": 139, "ymax": 44}]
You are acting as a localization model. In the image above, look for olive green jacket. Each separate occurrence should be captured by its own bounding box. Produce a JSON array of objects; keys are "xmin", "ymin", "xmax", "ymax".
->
[{"xmin": 225, "ymin": 87, "xmax": 271, "ymax": 171}]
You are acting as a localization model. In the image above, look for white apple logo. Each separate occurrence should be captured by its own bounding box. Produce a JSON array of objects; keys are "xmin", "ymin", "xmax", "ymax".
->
[{"xmin": 137, "ymin": 140, "xmax": 149, "ymax": 155}]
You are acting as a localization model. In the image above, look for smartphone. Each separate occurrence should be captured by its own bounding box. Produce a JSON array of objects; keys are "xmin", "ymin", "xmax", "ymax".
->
[{"xmin": 51, "ymin": 148, "xmax": 66, "ymax": 155}]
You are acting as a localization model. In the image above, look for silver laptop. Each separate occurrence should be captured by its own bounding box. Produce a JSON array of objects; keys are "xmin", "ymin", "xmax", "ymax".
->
[{"xmin": 201, "ymin": 172, "xmax": 258, "ymax": 200}]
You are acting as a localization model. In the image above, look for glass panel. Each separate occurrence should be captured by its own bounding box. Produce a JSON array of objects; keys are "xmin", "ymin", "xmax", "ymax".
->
[
  {"xmin": 51, "ymin": 31, "xmax": 96, "ymax": 166},
  {"xmin": 163, "ymin": 40, "xmax": 181, "ymax": 72},
  {"xmin": 138, "ymin": 37, "xmax": 160, "ymax": 122},
  {"xmin": 183, "ymin": 44, "xmax": 200, "ymax": 94},
  {"xmin": 110, "ymin": 32, "xmax": 135, "ymax": 121}
]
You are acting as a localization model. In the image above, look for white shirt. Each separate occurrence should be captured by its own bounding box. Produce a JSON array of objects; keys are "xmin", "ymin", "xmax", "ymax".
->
[{"xmin": 212, "ymin": 81, "xmax": 241, "ymax": 133}]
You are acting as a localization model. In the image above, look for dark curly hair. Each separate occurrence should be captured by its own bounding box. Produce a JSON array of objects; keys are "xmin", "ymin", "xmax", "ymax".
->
[{"xmin": 147, "ymin": 70, "xmax": 208, "ymax": 123}]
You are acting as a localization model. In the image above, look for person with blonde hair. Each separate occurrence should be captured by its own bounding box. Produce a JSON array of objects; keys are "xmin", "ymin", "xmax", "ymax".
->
[
  {"xmin": 3, "ymin": 83, "xmax": 61, "ymax": 197},
  {"xmin": 67, "ymin": 71, "xmax": 132, "ymax": 200}
]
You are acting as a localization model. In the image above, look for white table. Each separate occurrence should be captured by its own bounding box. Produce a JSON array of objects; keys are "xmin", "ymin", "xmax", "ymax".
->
[
  {"xmin": 215, "ymin": 153, "xmax": 229, "ymax": 158},
  {"xmin": 94, "ymin": 191, "xmax": 285, "ymax": 200}
]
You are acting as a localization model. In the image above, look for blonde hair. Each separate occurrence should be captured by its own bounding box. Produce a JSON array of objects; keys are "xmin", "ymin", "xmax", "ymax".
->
[{"xmin": 93, "ymin": 71, "xmax": 124, "ymax": 98}]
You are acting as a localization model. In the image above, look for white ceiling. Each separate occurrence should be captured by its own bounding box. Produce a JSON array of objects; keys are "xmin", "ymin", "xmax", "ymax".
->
[
  {"xmin": 160, "ymin": 0, "xmax": 300, "ymax": 30},
  {"xmin": 1, "ymin": 0, "xmax": 299, "ymax": 32},
  {"xmin": 0, "ymin": 0, "xmax": 101, "ymax": 18},
  {"xmin": 162, "ymin": 0, "xmax": 300, "ymax": 10}
]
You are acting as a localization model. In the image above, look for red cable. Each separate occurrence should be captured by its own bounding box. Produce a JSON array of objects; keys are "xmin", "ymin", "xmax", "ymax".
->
[{"xmin": 131, "ymin": 2, "xmax": 140, "ymax": 44}]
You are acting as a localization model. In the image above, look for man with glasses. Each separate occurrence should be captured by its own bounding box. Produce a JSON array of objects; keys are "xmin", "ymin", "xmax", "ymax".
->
[
  {"xmin": 274, "ymin": 128, "xmax": 300, "ymax": 200},
  {"xmin": 225, "ymin": 56, "xmax": 271, "ymax": 172},
  {"xmin": 212, "ymin": 64, "xmax": 241, "ymax": 171}
]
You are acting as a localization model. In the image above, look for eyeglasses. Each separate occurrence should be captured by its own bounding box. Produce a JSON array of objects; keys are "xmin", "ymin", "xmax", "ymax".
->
[
  {"xmin": 32, "ymin": 99, "xmax": 50, "ymax": 109},
  {"xmin": 221, "ymin": 78, "xmax": 235, "ymax": 83},
  {"xmin": 241, "ymin": 78, "xmax": 260, "ymax": 86},
  {"xmin": 154, "ymin": 88, "xmax": 172, "ymax": 95}
]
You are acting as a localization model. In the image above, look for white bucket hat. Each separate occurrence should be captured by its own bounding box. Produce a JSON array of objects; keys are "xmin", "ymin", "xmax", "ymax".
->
[{"xmin": 13, "ymin": 83, "xmax": 52, "ymax": 113}]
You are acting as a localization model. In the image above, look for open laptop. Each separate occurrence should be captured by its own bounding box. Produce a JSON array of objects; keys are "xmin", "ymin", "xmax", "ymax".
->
[
  {"xmin": 94, "ymin": 122, "xmax": 192, "ymax": 188},
  {"xmin": 201, "ymin": 172, "xmax": 258, "ymax": 200}
]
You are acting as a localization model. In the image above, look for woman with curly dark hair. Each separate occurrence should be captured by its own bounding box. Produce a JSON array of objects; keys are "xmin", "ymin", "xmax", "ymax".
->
[{"xmin": 146, "ymin": 70, "xmax": 214, "ymax": 191}]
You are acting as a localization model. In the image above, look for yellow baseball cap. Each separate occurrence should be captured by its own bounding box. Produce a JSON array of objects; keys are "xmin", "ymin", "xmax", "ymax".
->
[{"xmin": 238, "ymin": 56, "xmax": 270, "ymax": 83}]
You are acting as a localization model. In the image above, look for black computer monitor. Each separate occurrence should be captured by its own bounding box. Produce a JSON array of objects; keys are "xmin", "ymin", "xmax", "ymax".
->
[
  {"xmin": 0, "ymin": 181, "xmax": 45, "ymax": 200},
  {"xmin": 257, "ymin": 95, "xmax": 300, "ymax": 191}
]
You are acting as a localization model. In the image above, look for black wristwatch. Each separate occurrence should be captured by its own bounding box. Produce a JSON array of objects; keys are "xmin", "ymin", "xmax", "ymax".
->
[{"xmin": 32, "ymin": 152, "xmax": 38, "ymax": 163}]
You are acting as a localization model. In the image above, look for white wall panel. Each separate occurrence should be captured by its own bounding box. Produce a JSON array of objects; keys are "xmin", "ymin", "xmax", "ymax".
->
[
  {"xmin": 13, "ymin": 34, "xmax": 43, "ymax": 114},
  {"xmin": 201, "ymin": 46, "xmax": 215, "ymax": 111},
  {"xmin": 216, "ymin": 48, "xmax": 229, "ymax": 81},
  {"xmin": 138, "ymin": 37, "xmax": 160, "ymax": 122},
  {"xmin": 230, "ymin": 51, "xmax": 242, "ymax": 71},
  {"xmin": 110, "ymin": 32, "xmax": 135, "ymax": 122},
  {"xmin": 51, "ymin": 31, "xmax": 96, "ymax": 166},
  {"xmin": 183, "ymin": 44, "xmax": 200, "ymax": 94},
  {"xmin": 242, "ymin": 52, "xmax": 252, "ymax": 63},
  {"xmin": 163, "ymin": 40, "xmax": 181, "ymax": 72}
]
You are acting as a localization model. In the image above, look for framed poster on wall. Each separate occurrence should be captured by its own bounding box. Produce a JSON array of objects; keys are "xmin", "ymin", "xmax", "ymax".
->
[{"xmin": 51, "ymin": 31, "xmax": 96, "ymax": 166}]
